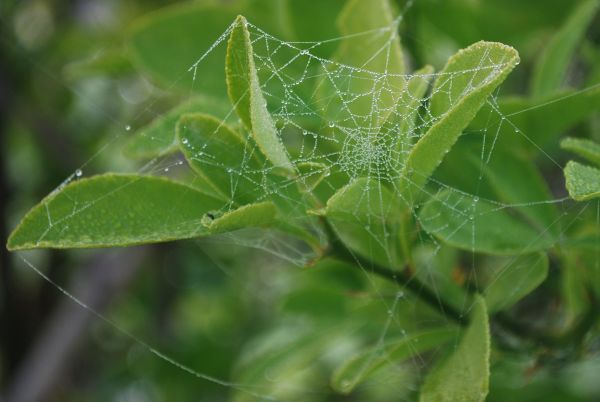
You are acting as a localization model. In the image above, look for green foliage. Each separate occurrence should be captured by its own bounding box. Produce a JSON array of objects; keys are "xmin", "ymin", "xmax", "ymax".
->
[
  {"xmin": 7, "ymin": 175, "xmax": 224, "ymax": 250},
  {"xmin": 226, "ymin": 15, "xmax": 294, "ymax": 173},
  {"xmin": 400, "ymin": 42, "xmax": 519, "ymax": 200},
  {"xmin": 5, "ymin": 0, "xmax": 600, "ymax": 401},
  {"xmin": 331, "ymin": 328, "xmax": 455, "ymax": 394},
  {"xmin": 563, "ymin": 137, "xmax": 600, "ymax": 201},
  {"xmin": 177, "ymin": 113, "xmax": 264, "ymax": 203},
  {"xmin": 564, "ymin": 161, "xmax": 600, "ymax": 201},
  {"xmin": 333, "ymin": 0, "xmax": 405, "ymax": 123},
  {"xmin": 561, "ymin": 137, "xmax": 600, "ymax": 167},
  {"xmin": 483, "ymin": 253, "xmax": 549, "ymax": 313},
  {"xmin": 129, "ymin": 3, "xmax": 236, "ymax": 94},
  {"xmin": 125, "ymin": 96, "xmax": 233, "ymax": 159},
  {"xmin": 420, "ymin": 296, "xmax": 490, "ymax": 402},
  {"xmin": 325, "ymin": 178, "xmax": 404, "ymax": 267},
  {"xmin": 531, "ymin": 0, "xmax": 600, "ymax": 98},
  {"xmin": 418, "ymin": 190, "xmax": 555, "ymax": 255}
]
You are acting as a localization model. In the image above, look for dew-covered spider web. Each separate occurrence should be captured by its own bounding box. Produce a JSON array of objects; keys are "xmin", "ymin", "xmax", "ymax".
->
[{"xmin": 10, "ymin": 3, "xmax": 600, "ymax": 402}]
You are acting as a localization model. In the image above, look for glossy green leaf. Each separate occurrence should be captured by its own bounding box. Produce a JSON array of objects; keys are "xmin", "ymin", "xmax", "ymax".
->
[
  {"xmin": 177, "ymin": 113, "xmax": 264, "ymax": 204},
  {"xmin": 226, "ymin": 15, "xmax": 294, "ymax": 172},
  {"xmin": 531, "ymin": 0, "xmax": 600, "ymax": 98},
  {"xmin": 483, "ymin": 253, "xmax": 549, "ymax": 313},
  {"xmin": 420, "ymin": 295, "xmax": 490, "ymax": 402},
  {"xmin": 125, "ymin": 96, "xmax": 233, "ymax": 159},
  {"xmin": 564, "ymin": 161, "xmax": 600, "ymax": 201},
  {"xmin": 325, "ymin": 178, "xmax": 403, "ymax": 267},
  {"xmin": 331, "ymin": 328, "xmax": 455, "ymax": 394},
  {"xmin": 400, "ymin": 42, "xmax": 519, "ymax": 200},
  {"xmin": 419, "ymin": 190, "xmax": 556, "ymax": 255},
  {"xmin": 128, "ymin": 3, "xmax": 236, "ymax": 94},
  {"xmin": 561, "ymin": 137, "xmax": 600, "ymax": 167},
  {"xmin": 7, "ymin": 174, "xmax": 224, "ymax": 250}
]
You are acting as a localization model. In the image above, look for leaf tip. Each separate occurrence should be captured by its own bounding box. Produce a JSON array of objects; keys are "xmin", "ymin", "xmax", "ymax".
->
[{"xmin": 233, "ymin": 14, "xmax": 248, "ymax": 28}]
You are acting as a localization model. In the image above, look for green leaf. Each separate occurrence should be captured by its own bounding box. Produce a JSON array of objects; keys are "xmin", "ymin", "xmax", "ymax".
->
[
  {"xmin": 7, "ymin": 174, "xmax": 223, "ymax": 250},
  {"xmin": 400, "ymin": 41, "xmax": 519, "ymax": 200},
  {"xmin": 420, "ymin": 295, "xmax": 490, "ymax": 402},
  {"xmin": 295, "ymin": 162, "xmax": 330, "ymax": 192},
  {"xmin": 531, "ymin": 0, "xmax": 600, "ymax": 98},
  {"xmin": 397, "ymin": 65, "xmax": 435, "ymax": 138},
  {"xmin": 418, "ymin": 190, "xmax": 556, "ymax": 255},
  {"xmin": 331, "ymin": 328, "xmax": 455, "ymax": 395},
  {"xmin": 561, "ymin": 137, "xmax": 600, "ymax": 167},
  {"xmin": 383, "ymin": 64, "xmax": 435, "ymax": 172},
  {"xmin": 333, "ymin": 0, "xmax": 406, "ymax": 125},
  {"xmin": 336, "ymin": 0, "xmax": 404, "ymax": 75},
  {"xmin": 470, "ymin": 152, "xmax": 559, "ymax": 235},
  {"xmin": 207, "ymin": 201, "xmax": 277, "ymax": 234},
  {"xmin": 469, "ymin": 87, "xmax": 600, "ymax": 153},
  {"xmin": 564, "ymin": 160, "xmax": 600, "ymax": 201},
  {"xmin": 226, "ymin": 15, "xmax": 294, "ymax": 173},
  {"xmin": 177, "ymin": 113, "xmax": 264, "ymax": 204},
  {"xmin": 413, "ymin": 245, "xmax": 469, "ymax": 312},
  {"xmin": 483, "ymin": 253, "xmax": 549, "ymax": 313},
  {"xmin": 325, "ymin": 178, "xmax": 403, "ymax": 267},
  {"xmin": 128, "ymin": 3, "xmax": 237, "ymax": 94},
  {"xmin": 436, "ymin": 141, "xmax": 559, "ymax": 236},
  {"xmin": 125, "ymin": 96, "xmax": 233, "ymax": 159}
]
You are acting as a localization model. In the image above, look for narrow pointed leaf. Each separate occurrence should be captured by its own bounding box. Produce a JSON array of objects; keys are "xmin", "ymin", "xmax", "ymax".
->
[
  {"xmin": 564, "ymin": 161, "xmax": 600, "ymax": 201},
  {"xmin": 401, "ymin": 42, "xmax": 519, "ymax": 199},
  {"xmin": 420, "ymin": 295, "xmax": 490, "ymax": 402},
  {"xmin": 418, "ymin": 190, "xmax": 556, "ymax": 255},
  {"xmin": 561, "ymin": 137, "xmax": 600, "ymax": 167},
  {"xmin": 331, "ymin": 328, "xmax": 455, "ymax": 394},
  {"xmin": 226, "ymin": 15, "xmax": 294, "ymax": 172},
  {"xmin": 7, "ymin": 175, "xmax": 224, "ymax": 250},
  {"xmin": 531, "ymin": 0, "xmax": 600, "ymax": 98}
]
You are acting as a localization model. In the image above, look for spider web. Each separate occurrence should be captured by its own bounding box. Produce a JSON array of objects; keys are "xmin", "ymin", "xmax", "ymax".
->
[{"xmin": 11, "ymin": 6, "xmax": 600, "ymax": 402}]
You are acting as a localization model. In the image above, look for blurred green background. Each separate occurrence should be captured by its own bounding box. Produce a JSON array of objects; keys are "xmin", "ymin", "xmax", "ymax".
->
[{"xmin": 1, "ymin": 1, "xmax": 600, "ymax": 401}]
